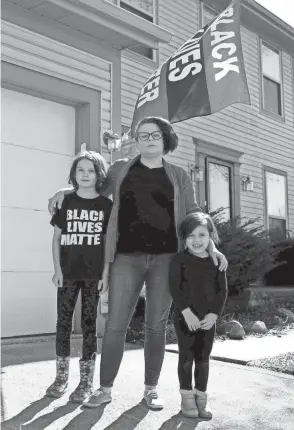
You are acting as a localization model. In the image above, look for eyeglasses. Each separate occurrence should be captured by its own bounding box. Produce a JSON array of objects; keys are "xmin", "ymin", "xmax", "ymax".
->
[{"xmin": 137, "ymin": 131, "xmax": 163, "ymax": 141}]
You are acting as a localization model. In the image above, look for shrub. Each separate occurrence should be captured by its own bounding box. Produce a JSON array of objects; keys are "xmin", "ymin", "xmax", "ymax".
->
[
  {"xmin": 264, "ymin": 244, "xmax": 294, "ymax": 286},
  {"xmin": 210, "ymin": 208, "xmax": 292, "ymax": 295}
]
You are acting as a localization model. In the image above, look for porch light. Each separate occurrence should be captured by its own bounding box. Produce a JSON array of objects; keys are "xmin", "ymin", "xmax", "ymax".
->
[
  {"xmin": 103, "ymin": 130, "xmax": 122, "ymax": 164},
  {"xmin": 188, "ymin": 163, "xmax": 204, "ymax": 182},
  {"xmin": 241, "ymin": 175, "xmax": 254, "ymax": 192}
]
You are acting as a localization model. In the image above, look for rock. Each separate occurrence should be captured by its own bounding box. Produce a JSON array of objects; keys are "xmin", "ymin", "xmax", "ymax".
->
[
  {"xmin": 218, "ymin": 320, "xmax": 245, "ymax": 340},
  {"xmin": 244, "ymin": 321, "xmax": 267, "ymax": 334},
  {"xmin": 276, "ymin": 308, "xmax": 294, "ymax": 323}
]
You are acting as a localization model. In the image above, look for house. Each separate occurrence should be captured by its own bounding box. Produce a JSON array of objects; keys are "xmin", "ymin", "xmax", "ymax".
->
[{"xmin": 1, "ymin": 0, "xmax": 293, "ymax": 337}]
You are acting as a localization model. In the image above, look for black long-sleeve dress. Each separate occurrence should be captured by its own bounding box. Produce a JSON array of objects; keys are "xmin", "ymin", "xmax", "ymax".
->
[{"xmin": 169, "ymin": 249, "xmax": 228, "ymax": 320}]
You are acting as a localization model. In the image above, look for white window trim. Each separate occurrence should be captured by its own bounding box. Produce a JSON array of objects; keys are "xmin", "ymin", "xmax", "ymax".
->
[
  {"xmin": 263, "ymin": 166, "xmax": 288, "ymax": 232},
  {"xmin": 259, "ymin": 38, "xmax": 285, "ymax": 121},
  {"xmin": 113, "ymin": 0, "xmax": 158, "ymax": 62},
  {"xmin": 119, "ymin": 0, "xmax": 155, "ymax": 20},
  {"xmin": 124, "ymin": 44, "xmax": 157, "ymax": 62}
]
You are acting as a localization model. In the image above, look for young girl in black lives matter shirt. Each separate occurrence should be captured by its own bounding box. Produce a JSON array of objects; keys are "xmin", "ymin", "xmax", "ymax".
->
[
  {"xmin": 169, "ymin": 212, "xmax": 227, "ymax": 419},
  {"xmin": 46, "ymin": 151, "xmax": 112, "ymax": 403}
]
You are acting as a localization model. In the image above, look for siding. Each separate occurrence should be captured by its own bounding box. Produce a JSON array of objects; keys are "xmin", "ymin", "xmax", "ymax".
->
[
  {"xmin": 1, "ymin": 21, "xmax": 112, "ymax": 160},
  {"xmin": 120, "ymin": 0, "xmax": 294, "ymax": 232},
  {"xmin": 160, "ymin": 1, "xmax": 294, "ymax": 232},
  {"xmin": 121, "ymin": 53, "xmax": 156, "ymax": 127}
]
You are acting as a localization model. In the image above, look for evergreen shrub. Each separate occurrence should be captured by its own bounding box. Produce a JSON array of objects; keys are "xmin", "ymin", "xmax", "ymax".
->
[{"xmin": 210, "ymin": 208, "xmax": 293, "ymax": 295}]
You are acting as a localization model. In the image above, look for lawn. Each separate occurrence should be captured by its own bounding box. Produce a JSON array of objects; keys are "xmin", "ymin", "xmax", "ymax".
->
[{"xmin": 247, "ymin": 352, "xmax": 294, "ymax": 376}]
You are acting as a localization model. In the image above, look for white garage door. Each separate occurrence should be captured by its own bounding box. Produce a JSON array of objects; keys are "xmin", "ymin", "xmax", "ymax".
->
[{"xmin": 1, "ymin": 89, "xmax": 76, "ymax": 337}]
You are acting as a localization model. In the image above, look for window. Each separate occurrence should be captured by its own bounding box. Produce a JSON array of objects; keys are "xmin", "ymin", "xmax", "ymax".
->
[
  {"xmin": 110, "ymin": 0, "xmax": 155, "ymax": 59},
  {"xmin": 206, "ymin": 159, "xmax": 233, "ymax": 221},
  {"xmin": 264, "ymin": 170, "xmax": 287, "ymax": 236},
  {"xmin": 193, "ymin": 139, "xmax": 243, "ymax": 219},
  {"xmin": 261, "ymin": 42, "xmax": 283, "ymax": 117},
  {"xmin": 121, "ymin": 0, "xmax": 154, "ymax": 16},
  {"xmin": 200, "ymin": 2, "xmax": 218, "ymax": 27}
]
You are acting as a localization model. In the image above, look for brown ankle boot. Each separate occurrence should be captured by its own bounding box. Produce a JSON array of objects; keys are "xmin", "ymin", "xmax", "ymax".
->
[
  {"xmin": 194, "ymin": 389, "xmax": 212, "ymax": 419},
  {"xmin": 46, "ymin": 356, "xmax": 70, "ymax": 398},
  {"xmin": 180, "ymin": 389, "xmax": 199, "ymax": 418}
]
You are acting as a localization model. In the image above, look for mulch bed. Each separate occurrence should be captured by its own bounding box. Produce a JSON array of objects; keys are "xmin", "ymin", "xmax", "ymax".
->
[
  {"xmin": 247, "ymin": 352, "xmax": 294, "ymax": 376},
  {"xmin": 127, "ymin": 304, "xmax": 294, "ymax": 344}
]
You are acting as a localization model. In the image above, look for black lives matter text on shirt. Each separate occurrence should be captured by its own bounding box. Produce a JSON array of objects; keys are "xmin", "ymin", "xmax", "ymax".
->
[
  {"xmin": 117, "ymin": 159, "xmax": 178, "ymax": 254},
  {"xmin": 51, "ymin": 193, "xmax": 112, "ymax": 280}
]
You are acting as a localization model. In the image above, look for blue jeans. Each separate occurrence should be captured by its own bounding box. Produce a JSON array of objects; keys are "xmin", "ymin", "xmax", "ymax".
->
[{"xmin": 100, "ymin": 253, "xmax": 174, "ymax": 387}]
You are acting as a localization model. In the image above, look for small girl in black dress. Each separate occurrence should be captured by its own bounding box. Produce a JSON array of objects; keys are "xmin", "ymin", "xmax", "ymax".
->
[{"xmin": 169, "ymin": 212, "xmax": 228, "ymax": 419}]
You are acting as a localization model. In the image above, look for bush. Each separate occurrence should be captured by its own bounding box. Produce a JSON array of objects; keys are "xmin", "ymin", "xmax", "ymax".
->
[
  {"xmin": 264, "ymin": 244, "xmax": 294, "ymax": 286},
  {"xmin": 210, "ymin": 209, "xmax": 293, "ymax": 296}
]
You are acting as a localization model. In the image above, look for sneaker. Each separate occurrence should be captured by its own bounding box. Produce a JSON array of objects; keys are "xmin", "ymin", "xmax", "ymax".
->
[
  {"xmin": 143, "ymin": 389, "xmax": 164, "ymax": 410},
  {"xmin": 82, "ymin": 388, "xmax": 112, "ymax": 408}
]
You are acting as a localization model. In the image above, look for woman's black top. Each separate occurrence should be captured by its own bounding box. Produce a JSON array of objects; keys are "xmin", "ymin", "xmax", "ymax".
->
[{"xmin": 117, "ymin": 159, "xmax": 178, "ymax": 254}]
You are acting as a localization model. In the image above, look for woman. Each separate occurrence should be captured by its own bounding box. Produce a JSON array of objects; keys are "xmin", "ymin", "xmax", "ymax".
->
[{"xmin": 48, "ymin": 116, "xmax": 227, "ymax": 410}]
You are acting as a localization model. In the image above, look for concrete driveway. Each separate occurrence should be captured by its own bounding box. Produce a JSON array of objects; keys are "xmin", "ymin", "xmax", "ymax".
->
[{"xmin": 1, "ymin": 338, "xmax": 294, "ymax": 429}]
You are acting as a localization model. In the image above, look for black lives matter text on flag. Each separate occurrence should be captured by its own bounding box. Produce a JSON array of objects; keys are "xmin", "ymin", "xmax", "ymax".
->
[{"xmin": 131, "ymin": 0, "xmax": 250, "ymax": 135}]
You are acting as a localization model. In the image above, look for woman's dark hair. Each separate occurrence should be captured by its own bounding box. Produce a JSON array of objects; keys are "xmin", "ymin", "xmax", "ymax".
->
[
  {"xmin": 180, "ymin": 212, "xmax": 219, "ymax": 245},
  {"xmin": 68, "ymin": 151, "xmax": 107, "ymax": 192},
  {"xmin": 134, "ymin": 116, "xmax": 178, "ymax": 154}
]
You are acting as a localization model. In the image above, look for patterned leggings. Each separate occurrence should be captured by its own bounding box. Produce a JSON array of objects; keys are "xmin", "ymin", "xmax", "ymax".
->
[{"xmin": 56, "ymin": 279, "xmax": 99, "ymax": 360}]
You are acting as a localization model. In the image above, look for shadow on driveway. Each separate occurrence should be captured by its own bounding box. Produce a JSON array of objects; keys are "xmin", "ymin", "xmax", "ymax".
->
[
  {"xmin": 1, "ymin": 398, "xmax": 150, "ymax": 430},
  {"xmin": 1, "ymin": 398, "xmax": 203, "ymax": 430},
  {"xmin": 24, "ymin": 402, "xmax": 107, "ymax": 430},
  {"xmin": 1, "ymin": 395, "xmax": 108, "ymax": 430},
  {"xmin": 1, "ymin": 396, "xmax": 56, "ymax": 430},
  {"xmin": 158, "ymin": 412, "xmax": 207, "ymax": 429},
  {"xmin": 103, "ymin": 401, "xmax": 149, "ymax": 429}
]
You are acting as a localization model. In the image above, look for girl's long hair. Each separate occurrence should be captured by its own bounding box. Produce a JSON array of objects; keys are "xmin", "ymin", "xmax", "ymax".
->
[{"xmin": 68, "ymin": 151, "xmax": 107, "ymax": 193}]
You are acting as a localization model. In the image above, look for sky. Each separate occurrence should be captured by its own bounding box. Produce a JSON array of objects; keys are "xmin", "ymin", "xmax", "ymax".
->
[{"xmin": 255, "ymin": 0, "xmax": 294, "ymax": 28}]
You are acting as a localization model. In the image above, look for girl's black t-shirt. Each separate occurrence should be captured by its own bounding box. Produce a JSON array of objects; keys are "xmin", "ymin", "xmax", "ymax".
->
[
  {"xmin": 116, "ymin": 159, "xmax": 178, "ymax": 254},
  {"xmin": 51, "ymin": 192, "xmax": 112, "ymax": 280}
]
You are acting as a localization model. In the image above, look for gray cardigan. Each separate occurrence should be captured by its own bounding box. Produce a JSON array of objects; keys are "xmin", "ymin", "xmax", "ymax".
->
[{"xmin": 101, "ymin": 154, "xmax": 200, "ymax": 263}]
